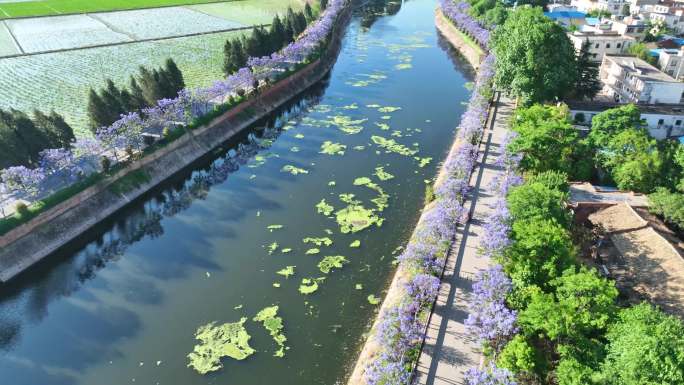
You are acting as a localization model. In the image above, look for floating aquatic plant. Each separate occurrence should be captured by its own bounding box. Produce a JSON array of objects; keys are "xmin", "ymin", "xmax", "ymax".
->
[
  {"xmin": 281, "ymin": 248, "xmax": 292, "ymax": 253},
  {"xmin": 367, "ymin": 295, "xmax": 381, "ymax": 305},
  {"xmin": 355, "ymin": 284, "xmax": 363, "ymax": 290},
  {"xmin": 415, "ymin": 157, "xmax": 432, "ymax": 168},
  {"xmin": 377, "ymin": 106, "xmax": 402, "ymax": 113},
  {"xmin": 305, "ymin": 248, "xmax": 320, "ymax": 255},
  {"xmin": 267, "ymin": 224, "xmax": 284, "ymax": 232},
  {"xmin": 267, "ymin": 242, "xmax": 279, "ymax": 254},
  {"xmin": 299, "ymin": 278, "xmax": 319, "ymax": 294},
  {"xmin": 354, "ymin": 145, "xmax": 366, "ymax": 151},
  {"xmin": 395, "ymin": 63, "xmax": 412, "ymax": 70},
  {"xmin": 374, "ymin": 167, "xmax": 394, "ymax": 181},
  {"xmin": 281, "ymin": 165, "xmax": 309, "ymax": 175},
  {"xmin": 336, "ymin": 203, "xmax": 382, "ymax": 233},
  {"xmin": 375, "ymin": 122, "xmax": 390, "ymax": 130},
  {"xmin": 294, "ymin": 133, "xmax": 305, "ymax": 139},
  {"xmin": 253, "ymin": 306, "xmax": 287, "ymax": 358},
  {"xmin": 318, "ymin": 255, "xmax": 349, "ymax": 274},
  {"xmin": 276, "ymin": 266, "xmax": 296, "ymax": 278},
  {"xmin": 273, "ymin": 282, "xmax": 281, "ymax": 287},
  {"xmin": 303, "ymin": 237, "xmax": 333, "ymax": 247},
  {"xmin": 330, "ymin": 115, "xmax": 367, "ymax": 134},
  {"xmin": 316, "ymin": 199, "xmax": 335, "ymax": 216},
  {"xmin": 366, "ymin": 104, "xmax": 381, "ymax": 108},
  {"xmin": 350, "ymin": 240, "xmax": 361, "ymax": 248},
  {"xmin": 328, "ymin": 180, "xmax": 336, "ymax": 186},
  {"xmin": 320, "ymin": 141, "xmax": 347, "ymax": 155},
  {"xmin": 371, "ymin": 136, "xmax": 417, "ymax": 156},
  {"xmin": 187, "ymin": 318, "xmax": 255, "ymax": 374}
]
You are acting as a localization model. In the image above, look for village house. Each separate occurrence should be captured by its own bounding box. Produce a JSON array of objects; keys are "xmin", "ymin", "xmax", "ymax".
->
[
  {"xmin": 568, "ymin": 101, "xmax": 684, "ymax": 139},
  {"xmin": 568, "ymin": 26, "xmax": 635, "ymax": 61},
  {"xmin": 657, "ymin": 47, "xmax": 684, "ymax": 79},
  {"xmin": 571, "ymin": 0, "xmax": 629, "ymax": 15},
  {"xmin": 600, "ymin": 54, "xmax": 684, "ymax": 104}
]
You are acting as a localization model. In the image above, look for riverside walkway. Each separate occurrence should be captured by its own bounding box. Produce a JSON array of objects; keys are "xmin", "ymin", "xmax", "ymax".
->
[{"xmin": 414, "ymin": 92, "xmax": 514, "ymax": 385}]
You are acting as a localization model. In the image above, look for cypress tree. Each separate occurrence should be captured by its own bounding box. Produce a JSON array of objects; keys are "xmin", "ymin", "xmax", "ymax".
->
[
  {"xmin": 295, "ymin": 11, "xmax": 308, "ymax": 35},
  {"xmin": 87, "ymin": 88, "xmax": 110, "ymax": 133},
  {"xmin": 304, "ymin": 3, "xmax": 314, "ymax": 23},
  {"xmin": 0, "ymin": 110, "xmax": 29, "ymax": 167},
  {"xmin": 573, "ymin": 41, "xmax": 602, "ymax": 100},
  {"xmin": 223, "ymin": 39, "xmax": 234, "ymax": 76},
  {"xmin": 164, "ymin": 58, "xmax": 185, "ymax": 95},
  {"xmin": 320, "ymin": 0, "xmax": 328, "ymax": 10},
  {"xmin": 231, "ymin": 38, "xmax": 248, "ymax": 69},
  {"xmin": 46, "ymin": 111, "xmax": 75, "ymax": 147},
  {"xmin": 10, "ymin": 109, "xmax": 51, "ymax": 164},
  {"xmin": 101, "ymin": 80, "xmax": 125, "ymax": 122},
  {"xmin": 139, "ymin": 66, "xmax": 164, "ymax": 106},
  {"xmin": 286, "ymin": 8, "xmax": 299, "ymax": 38},
  {"xmin": 129, "ymin": 76, "xmax": 147, "ymax": 111},
  {"xmin": 270, "ymin": 14, "xmax": 287, "ymax": 52}
]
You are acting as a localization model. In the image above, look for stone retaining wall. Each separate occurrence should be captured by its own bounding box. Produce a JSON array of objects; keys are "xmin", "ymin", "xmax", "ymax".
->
[{"xmin": 0, "ymin": 4, "xmax": 351, "ymax": 282}]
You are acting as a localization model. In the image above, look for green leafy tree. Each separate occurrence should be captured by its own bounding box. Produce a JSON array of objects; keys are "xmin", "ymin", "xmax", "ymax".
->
[
  {"xmin": 602, "ymin": 127, "xmax": 662, "ymax": 192},
  {"xmin": 497, "ymin": 335, "xmax": 540, "ymax": 379},
  {"xmin": 483, "ymin": 4, "xmax": 508, "ymax": 27},
  {"xmin": 648, "ymin": 187, "xmax": 684, "ymax": 229},
  {"xmin": 526, "ymin": 170, "xmax": 569, "ymax": 192},
  {"xmin": 504, "ymin": 218, "xmax": 576, "ymax": 289},
  {"xmin": 519, "ymin": 267, "xmax": 618, "ymax": 341},
  {"xmin": 492, "ymin": 7, "xmax": 578, "ymax": 103},
  {"xmin": 589, "ymin": 104, "xmax": 643, "ymax": 149},
  {"xmin": 507, "ymin": 181, "xmax": 570, "ymax": 226},
  {"xmin": 510, "ymin": 104, "xmax": 578, "ymax": 175},
  {"xmin": 573, "ymin": 40, "xmax": 602, "ymax": 100},
  {"xmin": 599, "ymin": 303, "xmax": 684, "ymax": 385}
]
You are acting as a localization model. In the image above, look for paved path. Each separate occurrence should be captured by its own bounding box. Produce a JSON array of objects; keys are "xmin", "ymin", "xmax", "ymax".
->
[{"xmin": 413, "ymin": 92, "xmax": 514, "ymax": 385}]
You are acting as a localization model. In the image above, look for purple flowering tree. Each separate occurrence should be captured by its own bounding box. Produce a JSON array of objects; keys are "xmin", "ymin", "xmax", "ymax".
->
[{"xmin": 465, "ymin": 363, "xmax": 517, "ymax": 385}]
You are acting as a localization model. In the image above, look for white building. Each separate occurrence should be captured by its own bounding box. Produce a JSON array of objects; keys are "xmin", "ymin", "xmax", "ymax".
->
[
  {"xmin": 658, "ymin": 48, "xmax": 684, "ymax": 79},
  {"xmin": 571, "ymin": 0, "xmax": 628, "ymax": 14},
  {"xmin": 649, "ymin": 8, "xmax": 684, "ymax": 34},
  {"xmin": 568, "ymin": 101, "xmax": 684, "ymax": 139},
  {"xmin": 610, "ymin": 17, "xmax": 648, "ymax": 39},
  {"xmin": 600, "ymin": 55, "xmax": 684, "ymax": 104},
  {"xmin": 568, "ymin": 27, "xmax": 635, "ymax": 61}
]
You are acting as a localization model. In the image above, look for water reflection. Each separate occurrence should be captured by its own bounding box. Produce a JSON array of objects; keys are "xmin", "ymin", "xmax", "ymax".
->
[{"xmin": 0, "ymin": 78, "xmax": 329, "ymax": 351}]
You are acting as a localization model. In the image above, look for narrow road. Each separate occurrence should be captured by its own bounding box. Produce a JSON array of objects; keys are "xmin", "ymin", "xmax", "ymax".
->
[{"xmin": 413, "ymin": 92, "xmax": 514, "ymax": 385}]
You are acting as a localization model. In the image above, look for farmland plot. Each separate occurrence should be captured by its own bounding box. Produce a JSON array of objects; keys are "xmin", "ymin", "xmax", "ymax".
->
[
  {"xmin": 0, "ymin": 30, "xmax": 246, "ymax": 135},
  {"xmin": 6, "ymin": 14, "xmax": 131, "ymax": 53},
  {"xmin": 0, "ymin": 22, "xmax": 18, "ymax": 56},
  {"xmin": 190, "ymin": 0, "xmax": 305, "ymax": 25},
  {"xmin": 91, "ymin": 7, "xmax": 245, "ymax": 40}
]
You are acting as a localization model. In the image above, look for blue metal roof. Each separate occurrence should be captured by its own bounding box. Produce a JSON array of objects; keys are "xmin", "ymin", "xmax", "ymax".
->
[
  {"xmin": 585, "ymin": 17, "xmax": 600, "ymax": 25},
  {"xmin": 544, "ymin": 11, "xmax": 586, "ymax": 19},
  {"xmin": 650, "ymin": 48, "xmax": 663, "ymax": 57}
]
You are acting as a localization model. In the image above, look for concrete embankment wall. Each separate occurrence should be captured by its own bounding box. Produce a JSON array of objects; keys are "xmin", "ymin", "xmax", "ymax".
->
[
  {"xmin": 345, "ymin": 9, "xmax": 485, "ymax": 385},
  {"xmin": 0, "ymin": 5, "xmax": 352, "ymax": 283}
]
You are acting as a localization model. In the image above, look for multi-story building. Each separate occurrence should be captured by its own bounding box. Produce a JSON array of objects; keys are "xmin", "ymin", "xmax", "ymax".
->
[
  {"xmin": 568, "ymin": 101, "xmax": 684, "ymax": 139},
  {"xmin": 600, "ymin": 55, "xmax": 684, "ymax": 104},
  {"xmin": 649, "ymin": 8, "xmax": 684, "ymax": 34},
  {"xmin": 572, "ymin": 0, "xmax": 628, "ymax": 14},
  {"xmin": 610, "ymin": 17, "xmax": 649, "ymax": 39},
  {"xmin": 568, "ymin": 28, "xmax": 635, "ymax": 61},
  {"xmin": 658, "ymin": 48, "xmax": 684, "ymax": 79}
]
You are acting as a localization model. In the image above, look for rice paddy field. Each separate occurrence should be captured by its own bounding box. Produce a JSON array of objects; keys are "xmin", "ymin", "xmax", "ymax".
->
[
  {"xmin": 0, "ymin": 0, "xmax": 232, "ymax": 19},
  {"xmin": 0, "ymin": 0, "xmax": 303, "ymax": 135}
]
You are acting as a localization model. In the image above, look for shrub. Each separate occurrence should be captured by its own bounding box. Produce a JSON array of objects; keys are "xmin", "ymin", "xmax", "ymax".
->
[
  {"xmin": 507, "ymin": 181, "xmax": 569, "ymax": 226},
  {"xmin": 14, "ymin": 202, "xmax": 29, "ymax": 217}
]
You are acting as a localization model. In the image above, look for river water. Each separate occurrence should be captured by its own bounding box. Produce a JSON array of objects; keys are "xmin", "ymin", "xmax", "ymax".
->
[{"xmin": 0, "ymin": 0, "xmax": 472, "ymax": 384}]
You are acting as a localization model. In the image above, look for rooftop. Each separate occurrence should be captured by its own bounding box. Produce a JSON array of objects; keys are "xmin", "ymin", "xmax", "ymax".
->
[
  {"xmin": 567, "ymin": 100, "xmax": 684, "ymax": 114},
  {"xmin": 544, "ymin": 10, "xmax": 586, "ymax": 19},
  {"xmin": 605, "ymin": 54, "xmax": 679, "ymax": 82}
]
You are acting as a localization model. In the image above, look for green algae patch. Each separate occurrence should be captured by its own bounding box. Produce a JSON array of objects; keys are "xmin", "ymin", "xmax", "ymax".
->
[
  {"xmin": 305, "ymin": 248, "xmax": 320, "ymax": 255},
  {"xmin": 328, "ymin": 180, "xmax": 337, "ymax": 186},
  {"xmin": 380, "ymin": 115, "xmax": 392, "ymax": 120},
  {"xmin": 353, "ymin": 177, "xmax": 373, "ymax": 186},
  {"xmin": 374, "ymin": 167, "xmax": 394, "ymax": 181},
  {"xmin": 267, "ymin": 224, "xmax": 284, "ymax": 232},
  {"xmin": 299, "ymin": 278, "xmax": 319, "ymax": 294},
  {"xmin": 371, "ymin": 135, "xmax": 418, "ymax": 156},
  {"xmin": 281, "ymin": 165, "xmax": 309, "ymax": 175},
  {"xmin": 367, "ymin": 295, "xmax": 381, "ymax": 305},
  {"xmin": 339, "ymin": 193, "xmax": 359, "ymax": 204},
  {"xmin": 281, "ymin": 248, "xmax": 292, "ymax": 253},
  {"xmin": 273, "ymin": 282, "xmax": 281, "ymax": 288},
  {"xmin": 375, "ymin": 122, "xmax": 390, "ymax": 131},
  {"xmin": 330, "ymin": 115, "xmax": 367, "ymax": 135},
  {"xmin": 415, "ymin": 157, "xmax": 432, "ymax": 168},
  {"xmin": 316, "ymin": 199, "xmax": 335, "ymax": 216},
  {"xmin": 335, "ymin": 204, "xmax": 382, "ymax": 233},
  {"xmin": 187, "ymin": 318, "xmax": 255, "ymax": 374},
  {"xmin": 377, "ymin": 106, "xmax": 401, "ymax": 113},
  {"xmin": 318, "ymin": 255, "xmax": 349, "ymax": 274},
  {"xmin": 290, "ymin": 146, "xmax": 300, "ymax": 152},
  {"xmin": 350, "ymin": 240, "xmax": 361, "ymax": 248},
  {"xmin": 253, "ymin": 306, "xmax": 287, "ymax": 358},
  {"xmin": 320, "ymin": 141, "xmax": 347, "ymax": 155},
  {"xmin": 395, "ymin": 63, "xmax": 412, "ymax": 70},
  {"xmin": 342, "ymin": 103, "xmax": 359, "ymax": 110},
  {"xmin": 276, "ymin": 266, "xmax": 296, "ymax": 278},
  {"xmin": 355, "ymin": 284, "xmax": 363, "ymax": 290},
  {"xmin": 303, "ymin": 237, "xmax": 333, "ymax": 247},
  {"xmin": 294, "ymin": 133, "xmax": 305, "ymax": 139},
  {"xmin": 267, "ymin": 242, "xmax": 279, "ymax": 254}
]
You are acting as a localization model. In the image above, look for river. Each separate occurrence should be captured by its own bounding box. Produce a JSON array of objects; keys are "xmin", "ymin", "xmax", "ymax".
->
[{"xmin": 0, "ymin": 0, "xmax": 473, "ymax": 384}]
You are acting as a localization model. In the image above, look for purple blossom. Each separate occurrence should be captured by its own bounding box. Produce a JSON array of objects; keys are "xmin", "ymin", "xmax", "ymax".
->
[
  {"xmin": 1, "ymin": 166, "xmax": 46, "ymax": 197},
  {"xmin": 465, "ymin": 363, "xmax": 517, "ymax": 385}
]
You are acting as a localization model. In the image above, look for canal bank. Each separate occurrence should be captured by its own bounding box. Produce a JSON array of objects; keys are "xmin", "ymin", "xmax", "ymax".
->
[
  {"xmin": 346, "ymin": 6, "xmax": 493, "ymax": 385},
  {"xmin": 0, "ymin": 1, "xmax": 478, "ymax": 384},
  {"xmin": 0, "ymin": 3, "xmax": 352, "ymax": 282}
]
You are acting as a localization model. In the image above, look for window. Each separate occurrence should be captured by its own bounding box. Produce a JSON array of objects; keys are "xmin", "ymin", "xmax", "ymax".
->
[
  {"xmin": 595, "ymin": 43, "xmax": 600, "ymax": 48},
  {"xmin": 606, "ymin": 43, "xmax": 611, "ymax": 48},
  {"xmin": 676, "ymin": 120, "xmax": 682, "ymax": 126},
  {"xmin": 617, "ymin": 43, "xmax": 622, "ymax": 48},
  {"xmin": 592, "ymin": 53, "xmax": 598, "ymax": 58},
  {"xmin": 658, "ymin": 119, "xmax": 665, "ymax": 125}
]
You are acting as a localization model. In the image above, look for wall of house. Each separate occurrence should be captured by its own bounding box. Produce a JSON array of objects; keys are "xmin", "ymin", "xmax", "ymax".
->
[
  {"xmin": 570, "ymin": 109, "xmax": 684, "ymax": 139},
  {"xmin": 648, "ymin": 81, "xmax": 684, "ymax": 103}
]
